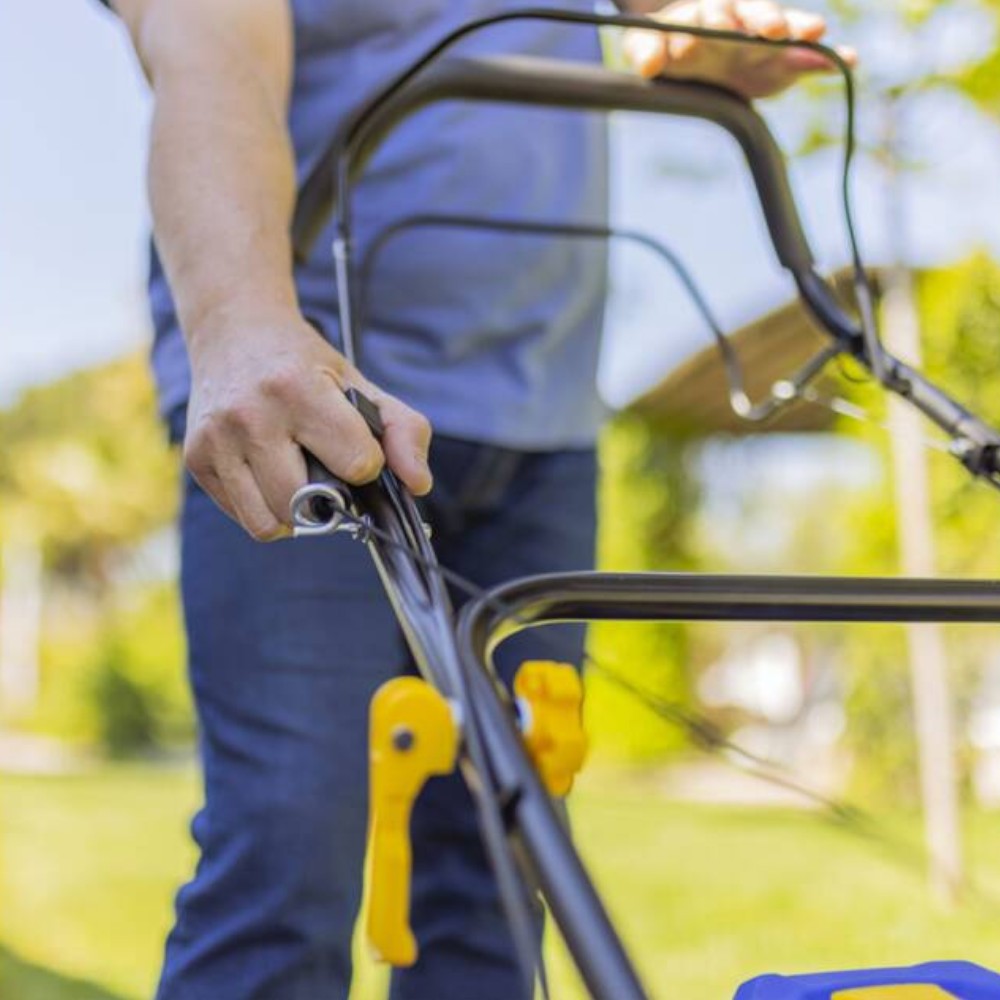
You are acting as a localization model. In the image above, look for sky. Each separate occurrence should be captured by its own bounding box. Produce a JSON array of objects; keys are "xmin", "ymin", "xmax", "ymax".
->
[
  {"xmin": 2, "ymin": 1, "xmax": 1000, "ymax": 410},
  {"xmin": 0, "ymin": 1, "xmax": 150, "ymax": 403}
]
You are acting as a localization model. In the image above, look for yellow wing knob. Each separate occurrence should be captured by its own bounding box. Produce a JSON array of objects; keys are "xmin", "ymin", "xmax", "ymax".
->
[
  {"xmin": 514, "ymin": 661, "xmax": 588, "ymax": 797},
  {"xmin": 366, "ymin": 677, "xmax": 459, "ymax": 966}
]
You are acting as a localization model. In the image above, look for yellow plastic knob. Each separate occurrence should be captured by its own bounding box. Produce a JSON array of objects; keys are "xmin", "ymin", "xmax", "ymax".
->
[{"xmin": 514, "ymin": 661, "xmax": 587, "ymax": 797}]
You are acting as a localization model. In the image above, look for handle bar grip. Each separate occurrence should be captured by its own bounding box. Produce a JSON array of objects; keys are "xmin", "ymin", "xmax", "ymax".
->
[
  {"xmin": 305, "ymin": 452, "xmax": 350, "ymax": 494},
  {"xmin": 289, "ymin": 390, "xmax": 384, "ymax": 533},
  {"xmin": 292, "ymin": 55, "xmax": 815, "ymax": 277}
]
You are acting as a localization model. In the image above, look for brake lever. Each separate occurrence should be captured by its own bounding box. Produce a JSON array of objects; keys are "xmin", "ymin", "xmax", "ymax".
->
[{"xmin": 290, "ymin": 388, "xmax": 384, "ymax": 538}]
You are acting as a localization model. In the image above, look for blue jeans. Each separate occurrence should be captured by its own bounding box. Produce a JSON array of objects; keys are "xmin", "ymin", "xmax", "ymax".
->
[{"xmin": 157, "ymin": 435, "xmax": 597, "ymax": 1000}]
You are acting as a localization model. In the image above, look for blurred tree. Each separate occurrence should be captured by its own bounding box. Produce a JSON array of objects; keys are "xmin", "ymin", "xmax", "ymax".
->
[
  {"xmin": 830, "ymin": 254, "xmax": 1000, "ymax": 805},
  {"xmin": 589, "ymin": 415, "xmax": 702, "ymax": 760},
  {"xmin": 0, "ymin": 357, "xmax": 178, "ymax": 588},
  {"xmin": 86, "ymin": 584, "xmax": 191, "ymax": 756},
  {"xmin": 0, "ymin": 357, "xmax": 186, "ymax": 754},
  {"xmin": 791, "ymin": 3, "xmax": 1000, "ymax": 853},
  {"xmin": 944, "ymin": 0, "xmax": 1000, "ymax": 118}
]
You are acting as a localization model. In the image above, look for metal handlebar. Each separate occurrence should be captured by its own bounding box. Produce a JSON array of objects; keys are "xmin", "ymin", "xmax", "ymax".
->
[
  {"xmin": 293, "ymin": 54, "xmax": 814, "ymax": 276},
  {"xmin": 291, "ymin": 38, "xmax": 1000, "ymax": 483}
]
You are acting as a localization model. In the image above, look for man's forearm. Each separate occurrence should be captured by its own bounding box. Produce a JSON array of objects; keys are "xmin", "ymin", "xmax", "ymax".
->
[
  {"xmin": 149, "ymin": 71, "xmax": 298, "ymax": 345},
  {"xmin": 125, "ymin": 0, "xmax": 298, "ymax": 348}
]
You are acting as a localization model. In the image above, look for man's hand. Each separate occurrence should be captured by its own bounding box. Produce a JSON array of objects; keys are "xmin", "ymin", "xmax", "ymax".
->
[
  {"xmin": 185, "ymin": 313, "xmax": 432, "ymax": 542},
  {"xmin": 112, "ymin": 0, "xmax": 432, "ymax": 541},
  {"xmin": 622, "ymin": 1, "xmax": 857, "ymax": 99}
]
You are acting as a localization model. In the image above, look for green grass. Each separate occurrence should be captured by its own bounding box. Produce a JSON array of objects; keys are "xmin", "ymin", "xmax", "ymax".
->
[{"xmin": 2, "ymin": 764, "xmax": 999, "ymax": 1000}]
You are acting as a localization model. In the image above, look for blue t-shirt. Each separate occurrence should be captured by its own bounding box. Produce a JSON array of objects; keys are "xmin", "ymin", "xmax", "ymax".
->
[{"xmin": 144, "ymin": 0, "xmax": 609, "ymax": 448}]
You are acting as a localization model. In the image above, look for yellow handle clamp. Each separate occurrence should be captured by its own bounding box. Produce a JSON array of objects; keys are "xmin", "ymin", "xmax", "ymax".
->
[
  {"xmin": 366, "ymin": 676, "xmax": 459, "ymax": 966},
  {"xmin": 514, "ymin": 661, "xmax": 588, "ymax": 797}
]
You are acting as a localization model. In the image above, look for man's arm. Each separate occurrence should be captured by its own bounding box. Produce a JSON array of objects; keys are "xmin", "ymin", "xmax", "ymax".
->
[
  {"xmin": 614, "ymin": 0, "xmax": 856, "ymax": 98},
  {"xmin": 111, "ymin": 0, "xmax": 432, "ymax": 541}
]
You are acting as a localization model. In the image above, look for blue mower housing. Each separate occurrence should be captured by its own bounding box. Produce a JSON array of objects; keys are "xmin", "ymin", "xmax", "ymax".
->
[{"xmin": 735, "ymin": 961, "xmax": 1000, "ymax": 998}]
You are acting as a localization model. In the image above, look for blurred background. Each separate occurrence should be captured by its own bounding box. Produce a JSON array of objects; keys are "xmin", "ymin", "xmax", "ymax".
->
[{"xmin": 3, "ymin": 1, "xmax": 1000, "ymax": 998}]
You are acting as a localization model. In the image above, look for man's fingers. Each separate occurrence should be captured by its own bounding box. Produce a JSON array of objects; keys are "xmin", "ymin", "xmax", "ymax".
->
[
  {"xmin": 783, "ymin": 8, "xmax": 828, "ymax": 41},
  {"xmin": 213, "ymin": 454, "xmax": 291, "ymax": 541},
  {"xmin": 785, "ymin": 42, "xmax": 855, "ymax": 73},
  {"xmin": 735, "ymin": 1, "xmax": 790, "ymax": 38},
  {"xmin": 244, "ymin": 437, "xmax": 308, "ymax": 530},
  {"xmin": 295, "ymin": 382, "xmax": 432, "ymax": 498},
  {"xmin": 701, "ymin": 0, "xmax": 739, "ymax": 30},
  {"xmin": 837, "ymin": 44, "xmax": 858, "ymax": 67},
  {"xmin": 183, "ymin": 424, "xmax": 258, "ymax": 529},
  {"xmin": 623, "ymin": 0, "xmax": 700, "ymax": 77},
  {"xmin": 376, "ymin": 394, "xmax": 434, "ymax": 496},
  {"xmin": 669, "ymin": 30, "xmax": 699, "ymax": 62},
  {"xmin": 623, "ymin": 1, "xmax": 850, "ymax": 94},
  {"xmin": 623, "ymin": 1, "xmax": 813, "ymax": 78},
  {"xmin": 296, "ymin": 376, "xmax": 386, "ymax": 488},
  {"xmin": 623, "ymin": 28, "xmax": 669, "ymax": 77},
  {"xmin": 188, "ymin": 463, "xmax": 240, "ymax": 524}
]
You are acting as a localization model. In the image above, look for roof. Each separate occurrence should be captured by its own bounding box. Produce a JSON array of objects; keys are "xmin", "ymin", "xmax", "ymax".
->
[{"xmin": 628, "ymin": 270, "xmax": 876, "ymax": 435}]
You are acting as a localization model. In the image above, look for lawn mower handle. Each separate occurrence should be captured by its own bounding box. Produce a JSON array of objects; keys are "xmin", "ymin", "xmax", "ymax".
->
[
  {"xmin": 292, "ymin": 48, "xmax": 1000, "ymax": 482},
  {"xmin": 293, "ymin": 53, "xmax": 814, "ymax": 278}
]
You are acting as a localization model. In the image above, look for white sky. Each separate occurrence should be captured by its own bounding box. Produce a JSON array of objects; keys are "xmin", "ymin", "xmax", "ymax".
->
[
  {"xmin": 2, "ymin": 1, "xmax": 1000, "ymax": 409},
  {"xmin": 0, "ymin": 1, "xmax": 150, "ymax": 403}
]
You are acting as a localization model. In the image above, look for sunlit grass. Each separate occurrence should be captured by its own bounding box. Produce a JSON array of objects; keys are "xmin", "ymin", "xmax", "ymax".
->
[{"xmin": 2, "ymin": 764, "xmax": 999, "ymax": 1000}]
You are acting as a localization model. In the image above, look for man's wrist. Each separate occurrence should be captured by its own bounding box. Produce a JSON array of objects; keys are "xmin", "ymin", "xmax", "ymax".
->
[
  {"xmin": 182, "ymin": 301, "xmax": 305, "ymax": 363},
  {"xmin": 182, "ymin": 291, "xmax": 302, "ymax": 353}
]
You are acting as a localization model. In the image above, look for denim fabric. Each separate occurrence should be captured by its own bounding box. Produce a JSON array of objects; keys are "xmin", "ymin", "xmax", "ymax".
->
[{"xmin": 157, "ymin": 435, "xmax": 597, "ymax": 1000}]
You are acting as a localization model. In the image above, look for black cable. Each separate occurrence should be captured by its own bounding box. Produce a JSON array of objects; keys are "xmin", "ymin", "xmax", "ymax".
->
[
  {"xmin": 355, "ymin": 213, "xmax": 843, "ymax": 425},
  {"xmin": 354, "ymin": 215, "xmax": 739, "ymax": 389}
]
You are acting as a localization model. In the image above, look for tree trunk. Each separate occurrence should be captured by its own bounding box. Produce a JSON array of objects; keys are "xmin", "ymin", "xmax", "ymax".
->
[{"xmin": 0, "ymin": 538, "xmax": 43, "ymax": 718}]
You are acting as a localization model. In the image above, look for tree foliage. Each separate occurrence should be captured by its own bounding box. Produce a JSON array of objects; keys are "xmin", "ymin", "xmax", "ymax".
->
[
  {"xmin": 0, "ymin": 357, "xmax": 186, "ymax": 754},
  {"xmin": 0, "ymin": 357, "xmax": 178, "ymax": 586},
  {"xmin": 828, "ymin": 255, "xmax": 1000, "ymax": 802},
  {"xmin": 588, "ymin": 415, "xmax": 702, "ymax": 760}
]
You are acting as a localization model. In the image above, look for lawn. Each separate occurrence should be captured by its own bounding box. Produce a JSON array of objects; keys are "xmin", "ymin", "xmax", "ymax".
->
[{"xmin": 2, "ymin": 764, "xmax": 999, "ymax": 999}]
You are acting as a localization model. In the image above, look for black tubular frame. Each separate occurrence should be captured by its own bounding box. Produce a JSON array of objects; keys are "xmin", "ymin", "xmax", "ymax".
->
[{"xmin": 291, "ymin": 10, "xmax": 1000, "ymax": 999}]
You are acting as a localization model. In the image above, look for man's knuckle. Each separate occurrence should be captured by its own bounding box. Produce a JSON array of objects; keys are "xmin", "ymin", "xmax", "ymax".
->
[
  {"xmin": 183, "ymin": 427, "xmax": 215, "ymax": 471},
  {"xmin": 259, "ymin": 366, "xmax": 300, "ymax": 401},
  {"xmin": 219, "ymin": 400, "xmax": 258, "ymax": 433},
  {"xmin": 183, "ymin": 450, "xmax": 209, "ymax": 482},
  {"xmin": 342, "ymin": 445, "xmax": 382, "ymax": 482}
]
